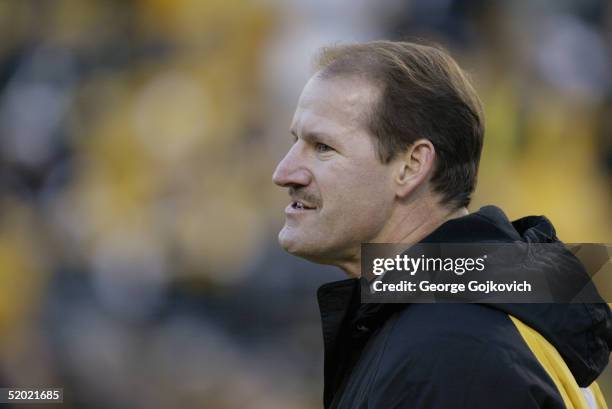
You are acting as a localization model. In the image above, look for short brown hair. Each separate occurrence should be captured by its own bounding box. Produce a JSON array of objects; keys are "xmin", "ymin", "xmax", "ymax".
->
[{"xmin": 315, "ymin": 41, "xmax": 484, "ymax": 209}]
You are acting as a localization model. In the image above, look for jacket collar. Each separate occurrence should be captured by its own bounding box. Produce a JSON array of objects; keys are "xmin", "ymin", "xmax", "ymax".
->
[
  {"xmin": 318, "ymin": 277, "xmax": 403, "ymax": 408},
  {"xmin": 317, "ymin": 278, "xmax": 357, "ymax": 409}
]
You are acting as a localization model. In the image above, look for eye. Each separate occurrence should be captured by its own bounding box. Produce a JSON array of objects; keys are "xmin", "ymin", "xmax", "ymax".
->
[{"xmin": 315, "ymin": 142, "xmax": 333, "ymax": 153}]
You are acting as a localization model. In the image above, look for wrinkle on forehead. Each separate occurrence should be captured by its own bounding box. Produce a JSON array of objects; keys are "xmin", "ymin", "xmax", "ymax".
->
[{"xmin": 290, "ymin": 74, "xmax": 380, "ymax": 140}]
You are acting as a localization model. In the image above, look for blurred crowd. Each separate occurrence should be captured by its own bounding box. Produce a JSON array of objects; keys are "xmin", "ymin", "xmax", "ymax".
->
[{"xmin": 0, "ymin": 0, "xmax": 610, "ymax": 408}]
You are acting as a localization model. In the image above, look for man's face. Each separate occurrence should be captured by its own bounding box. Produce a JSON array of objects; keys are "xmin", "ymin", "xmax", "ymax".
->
[{"xmin": 272, "ymin": 74, "xmax": 396, "ymax": 266}]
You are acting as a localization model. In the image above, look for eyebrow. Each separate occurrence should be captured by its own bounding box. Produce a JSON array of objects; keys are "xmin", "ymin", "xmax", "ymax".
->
[{"xmin": 290, "ymin": 129, "xmax": 334, "ymax": 144}]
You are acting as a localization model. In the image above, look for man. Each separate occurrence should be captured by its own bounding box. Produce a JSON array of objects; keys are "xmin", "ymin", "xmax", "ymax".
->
[{"xmin": 272, "ymin": 41, "xmax": 611, "ymax": 408}]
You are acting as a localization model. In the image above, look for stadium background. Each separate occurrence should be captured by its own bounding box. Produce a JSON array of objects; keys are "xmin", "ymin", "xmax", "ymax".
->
[{"xmin": 0, "ymin": 0, "xmax": 610, "ymax": 407}]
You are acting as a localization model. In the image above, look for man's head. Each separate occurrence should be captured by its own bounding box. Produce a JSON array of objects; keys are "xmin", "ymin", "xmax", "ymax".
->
[{"xmin": 272, "ymin": 41, "xmax": 484, "ymax": 270}]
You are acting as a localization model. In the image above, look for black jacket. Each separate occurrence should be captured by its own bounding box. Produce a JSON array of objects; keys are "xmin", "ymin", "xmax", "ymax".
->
[{"xmin": 317, "ymin": 206, "xmax": 611, "ymax": 409}]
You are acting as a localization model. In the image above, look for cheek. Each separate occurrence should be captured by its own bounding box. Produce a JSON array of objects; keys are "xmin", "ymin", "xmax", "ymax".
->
[
  {"xmin": 350, "ymin": 160, "xmax": 391, "ymax": 195},
  {"xmin": 321, "ymin": 162, "xmax": 392, "ymax": 215}
]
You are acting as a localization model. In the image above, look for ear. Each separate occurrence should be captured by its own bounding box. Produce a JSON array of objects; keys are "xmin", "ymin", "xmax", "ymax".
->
[{"xmin": 394, "ymin": 139, "xmax": 436, "ymax": 198}]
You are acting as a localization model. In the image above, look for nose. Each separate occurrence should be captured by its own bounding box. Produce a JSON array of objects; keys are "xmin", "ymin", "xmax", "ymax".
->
[{"xmin": 272, "ymin": 143, "xmax": 312, "ymax": 188}]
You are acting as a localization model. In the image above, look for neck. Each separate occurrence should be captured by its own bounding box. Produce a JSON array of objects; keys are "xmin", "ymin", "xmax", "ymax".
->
[{"xmin": 339, "ymin": 199, "xmax": 469, "ymax": 277}]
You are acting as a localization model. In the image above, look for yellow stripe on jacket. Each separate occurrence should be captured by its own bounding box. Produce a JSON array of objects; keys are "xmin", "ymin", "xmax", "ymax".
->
[{"xmin": 509, "ymin": 315, "xmax": 608, "ymax": 409}]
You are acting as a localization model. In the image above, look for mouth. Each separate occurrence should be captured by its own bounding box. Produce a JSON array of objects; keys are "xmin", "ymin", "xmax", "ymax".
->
[
  {"xmin": 292, "ymin": 200, "xmax": 316, "ymax": 210},
  {"xmin": 286, "ymin": 200, "xmax": 317, "ymax": 214}
]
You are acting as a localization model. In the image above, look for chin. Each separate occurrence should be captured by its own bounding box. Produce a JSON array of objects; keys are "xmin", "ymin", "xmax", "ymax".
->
[
  {"xmin": 278, "ymin": 226, "xmax": 322, "ymax": 260},
  {"xmin": 278, "ymin": 226, "xmax": 303, "ymax": 254}
]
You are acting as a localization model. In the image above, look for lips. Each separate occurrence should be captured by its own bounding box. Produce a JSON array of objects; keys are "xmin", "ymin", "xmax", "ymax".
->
[
  {"xmin": 291, "ymin": 200, "xmax": 316, "ymax": 210},
  {"xmin": 285, "ymin": 199, "xmax": 318, "ymax": 215}
]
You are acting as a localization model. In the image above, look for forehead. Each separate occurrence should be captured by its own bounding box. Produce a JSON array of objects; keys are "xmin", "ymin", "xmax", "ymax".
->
[{"xmin": 290, "ymin": 74, "xmax": 380, "ymax": 138}]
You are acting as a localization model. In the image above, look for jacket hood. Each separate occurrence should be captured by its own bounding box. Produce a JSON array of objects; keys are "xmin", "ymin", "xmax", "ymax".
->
[{"xmin": 418, "ymin": 205, "xmax": 612, "ymax": 386}]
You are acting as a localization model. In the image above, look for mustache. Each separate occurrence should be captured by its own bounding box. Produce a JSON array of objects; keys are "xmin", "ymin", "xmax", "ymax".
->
[{"xmin": 289, "ymin": 187, "xmax": 321, "ymax": 207}]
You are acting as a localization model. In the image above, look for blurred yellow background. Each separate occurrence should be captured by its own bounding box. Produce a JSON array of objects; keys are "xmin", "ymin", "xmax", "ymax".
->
[{"xmin": 0, "ymin": 0, "xmax": 610, "ymax": 407}]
